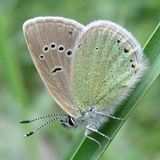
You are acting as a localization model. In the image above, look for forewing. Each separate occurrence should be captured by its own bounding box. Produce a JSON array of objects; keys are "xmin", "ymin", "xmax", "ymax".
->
[
  {"xmin": 71, "ymin": 21, "xmax": 146, "ymax": 111},
  {"xmin": 23, "ymin": 17, "xmax": 84, "ymax": 117}
]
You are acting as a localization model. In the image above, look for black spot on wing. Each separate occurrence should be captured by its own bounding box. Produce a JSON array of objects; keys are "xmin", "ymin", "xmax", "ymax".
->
[
  {"xmin": 50, "ymin": 43, "xmax": 56, "ymax": 50},
  {"xmin": 130, "ymin": 59, "xmax": 133, "ymax": 62},
  {"xmin": 124, "ymin": 48, "xmax": 129, "ymax": 53},
  {"xmin": 58, "ymin": 45, "xmax": 65, "ymax": 52},
  {"xmin": 66, "ymin": 49, "xmax": 72, "ymax": 56},
  {"xmin": 51, "ymin": 66, "xmax": 63, "ymax": 73},
  {"xmin": 39, "ymin": 54, "xmax": 45, "ymax": 60},
  {"xmin": 43, "ymin": 45, "xmax": 49, "ymax": 53},
  {"xmin": 69, "ymin": 30, "xmax": 72, "ymax": 35},
  {"xmin": 131, "ymin": 64, "xmax": 135, "ymax": 68}
]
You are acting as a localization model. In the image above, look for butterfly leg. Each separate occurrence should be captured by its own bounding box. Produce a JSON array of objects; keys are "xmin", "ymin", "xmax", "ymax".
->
[
  {"xmin": 85, "ymin": 129, "xmax": 101, "ymax": 148},
  {"xmin": 86, "ymin": 125, "xmax": 110, "ymax": 140},
  {"xmin": 95, "ymin": 111, "xmax": 123, "ymax": 121},
  {"xmin": 105, "ymin": 114, "xmax": 123, "ymax": 121}
]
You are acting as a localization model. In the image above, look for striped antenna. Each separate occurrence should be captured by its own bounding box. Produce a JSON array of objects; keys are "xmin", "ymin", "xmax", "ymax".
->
[
  {"xmin": 23, "ymin": 117, "xmax": 60, "ymax": 138},
  {"xmin": 19, "ymin": 113, "xmax": 67, "ymax": 124}
]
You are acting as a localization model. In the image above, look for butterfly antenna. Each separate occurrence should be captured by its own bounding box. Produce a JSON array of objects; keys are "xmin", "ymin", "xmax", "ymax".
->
[
  {"xmin": 19, "ymin": 113, "xmax": 67, "ymax": 124},
  {"xmin": 23, "ymin": 117, "xmax": 60, "ymax": 138}
]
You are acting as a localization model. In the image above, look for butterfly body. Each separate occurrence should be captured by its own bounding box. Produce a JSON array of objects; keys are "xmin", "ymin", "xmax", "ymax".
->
[
  {"xmin": 76, "ymin": 107, "xmax": 107, "ymax": 129},
  {"xmin": 23, "ymin": 17, "xmax": 146, "ymax": 145}
]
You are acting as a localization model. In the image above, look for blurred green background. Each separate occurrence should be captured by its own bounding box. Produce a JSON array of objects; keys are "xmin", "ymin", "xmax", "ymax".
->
[{"xmin": 0, "ymin": 0, "xmax": 160, "ymax": 160}]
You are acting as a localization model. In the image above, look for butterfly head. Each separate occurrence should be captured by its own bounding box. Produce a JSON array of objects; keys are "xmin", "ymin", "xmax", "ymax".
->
[{"xmin": 60, "ymin": 115, "xmax": 78, "ymax": 128}]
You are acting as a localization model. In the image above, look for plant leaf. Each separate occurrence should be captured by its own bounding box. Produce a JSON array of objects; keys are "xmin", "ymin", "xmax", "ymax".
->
[{"xmin": 70, "ymin": 22, "xmax": 160, "ymax": 160}]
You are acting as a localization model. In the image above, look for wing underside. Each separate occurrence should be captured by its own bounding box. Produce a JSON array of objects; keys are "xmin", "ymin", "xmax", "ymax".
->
[
  {"xmin": 71, "ymin": 21, "xmax": 146, "ymax": 111},
  {"xmin": 23, "ymin": 17, "xmax": 84, "ymax": 117}
]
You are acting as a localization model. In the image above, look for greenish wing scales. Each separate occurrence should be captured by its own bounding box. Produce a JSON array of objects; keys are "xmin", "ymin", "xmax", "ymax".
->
[{"xmin": 71, "ymin": 22, "xmax": 145, "ymax": 111}]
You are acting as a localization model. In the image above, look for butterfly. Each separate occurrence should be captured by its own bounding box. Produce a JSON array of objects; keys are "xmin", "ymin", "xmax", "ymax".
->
[{"xmin": 20, "ymin": 17, "xmax": 146, "ymax": 146}]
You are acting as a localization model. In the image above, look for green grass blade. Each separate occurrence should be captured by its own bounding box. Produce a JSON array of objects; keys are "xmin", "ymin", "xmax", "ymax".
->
[
  {"xmin": 0, "ymin": 13, "xmax": 28, "ymax": 106},
  {"xmin": 70, "ymin": 22, "xmax": 160, "ymax": 160}
]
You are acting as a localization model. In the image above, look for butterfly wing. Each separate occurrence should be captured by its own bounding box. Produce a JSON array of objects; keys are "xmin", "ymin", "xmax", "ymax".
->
[
  {"xmin": 71, "ymin": 21, "xmax": 146, "ymax": 111},
  {"xmin": 23, "ymin": 17, "xmax": 84, "ymax": 117}
]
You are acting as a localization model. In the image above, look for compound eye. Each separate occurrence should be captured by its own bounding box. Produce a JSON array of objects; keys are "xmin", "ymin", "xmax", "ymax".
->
[{"xmin": 68, "ymin": 117, "xmax": 75, "ymax": 126}]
